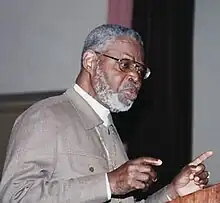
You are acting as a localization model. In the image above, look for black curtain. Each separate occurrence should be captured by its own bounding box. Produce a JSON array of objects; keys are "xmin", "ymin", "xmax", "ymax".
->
[{"xmin": 113, "ymin": 0, "xmax": 194, "ymax": 198}]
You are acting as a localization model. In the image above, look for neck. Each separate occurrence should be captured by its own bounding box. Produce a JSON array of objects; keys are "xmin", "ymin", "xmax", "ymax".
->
[{"xmin": 76, "ymin": 71, "xmax": 96, "ymax": 98}]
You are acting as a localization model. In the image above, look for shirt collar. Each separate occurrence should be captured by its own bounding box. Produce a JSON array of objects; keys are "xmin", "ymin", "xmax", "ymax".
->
[{"xmin": 74, "ymin": 84, "xmax": 111, "ymax": 127}]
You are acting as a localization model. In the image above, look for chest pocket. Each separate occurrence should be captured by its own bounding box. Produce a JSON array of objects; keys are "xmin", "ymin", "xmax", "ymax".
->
[{"xmin": 67, "ymin": 153, "xmax": 109, "ymax": 176}]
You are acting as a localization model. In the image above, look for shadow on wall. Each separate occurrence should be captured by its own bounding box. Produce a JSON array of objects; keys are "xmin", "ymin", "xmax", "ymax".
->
[{"xmin": 0, "ymin": 91, "xmax": 63, "ymax": 179}]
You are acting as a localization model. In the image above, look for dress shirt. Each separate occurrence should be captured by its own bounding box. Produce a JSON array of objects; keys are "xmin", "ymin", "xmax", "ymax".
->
[{"xmin": 74, "ymin": 84, "xmax": 112, "ymax": 200}]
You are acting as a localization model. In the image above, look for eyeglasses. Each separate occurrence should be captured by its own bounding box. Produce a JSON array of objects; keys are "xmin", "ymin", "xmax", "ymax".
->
[{"xmin": 94, "ymin": 51, "xmax": 151, "ymax": 80}]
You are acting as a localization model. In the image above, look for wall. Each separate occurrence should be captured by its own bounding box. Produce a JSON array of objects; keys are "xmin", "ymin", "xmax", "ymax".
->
[
  {"xmin": 193, "ymin": 0, "xmax": 220, "ymax": 184},
  {"xmin": 0, "ymin": 0, "xmax": 107, "ymax": 94}
]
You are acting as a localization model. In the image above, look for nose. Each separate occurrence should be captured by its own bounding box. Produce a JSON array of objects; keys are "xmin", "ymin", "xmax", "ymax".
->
[{"xmin": 127, "ymin": 69, "xmax": 141, "ymax": 83}]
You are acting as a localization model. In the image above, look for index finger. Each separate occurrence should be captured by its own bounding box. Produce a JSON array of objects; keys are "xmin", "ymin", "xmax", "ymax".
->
[
  {"xmin": 133, "ymin": 157, "xmax": 163, "ymax": 166},
  {"xmin": 189, "ymin": 151, "xmax": 213, "ymax": 166}
]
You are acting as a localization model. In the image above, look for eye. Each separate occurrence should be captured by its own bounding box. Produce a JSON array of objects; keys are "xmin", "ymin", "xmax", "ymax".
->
[{"xmin": 119, "ymin": 59, "xmax": 131, "ymax": 70}]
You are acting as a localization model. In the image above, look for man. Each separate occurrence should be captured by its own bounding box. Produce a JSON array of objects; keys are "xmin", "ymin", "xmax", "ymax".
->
[{"xmin": 0, "ymin": 24, "xmax": 212, "ymax": 202}]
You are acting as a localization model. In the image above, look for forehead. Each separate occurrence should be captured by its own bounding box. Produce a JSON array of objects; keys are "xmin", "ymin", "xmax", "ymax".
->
[{"xmin": 105, "ymin": 36, "xmax": 144, "ymax": 59}]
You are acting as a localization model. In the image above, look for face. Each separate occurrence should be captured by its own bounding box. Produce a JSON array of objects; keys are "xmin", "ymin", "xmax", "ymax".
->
[{"xmin": 91, "ymin": 36, "xmax": 144, "ymax": 113}]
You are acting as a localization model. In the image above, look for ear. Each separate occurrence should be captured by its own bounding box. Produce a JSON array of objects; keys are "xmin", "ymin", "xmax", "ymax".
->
[{"xmin": 82, "ymin": 50, "xmax": 98, "ymax": 74}]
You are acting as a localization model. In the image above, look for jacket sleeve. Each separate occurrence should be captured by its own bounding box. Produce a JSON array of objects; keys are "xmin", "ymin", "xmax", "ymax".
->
[
  {"xmin": 0, "ymin": 108, "xmax": 109, "ymax": 203},
  {"xmin": 136, "ymin": 186, "xmax": 170, "ymax": 203},
  {"xmin": 144, "ymin": 186, "xmax": 170, "ymax": 203}
]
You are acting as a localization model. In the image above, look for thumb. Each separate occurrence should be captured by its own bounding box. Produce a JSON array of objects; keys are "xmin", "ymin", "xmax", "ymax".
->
[{"xmin": 188, "ymin": 164, "xmax": 204, "ymax": 180}]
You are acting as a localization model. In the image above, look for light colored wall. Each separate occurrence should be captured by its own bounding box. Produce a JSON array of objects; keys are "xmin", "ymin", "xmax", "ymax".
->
[
  {"xmin": 193, "ymin": 0, "xmax": 220, "ymax": 184},
  {"xmin": 0, "ymin": 0, "xmax": 107, "ymax": 94}
]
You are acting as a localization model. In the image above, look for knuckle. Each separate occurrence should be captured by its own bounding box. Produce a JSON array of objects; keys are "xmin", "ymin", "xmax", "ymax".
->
[
  {"xmin": 127, "ymin": 165, "xmax": 135, "ymax": 173},
  {"xmin": 136, "ymin": 182, "xmax": 145, "ymax": 189},
  {"xmin": 145, "ymin": 165, "xmax": 152, "ymax": 171},
  {"xmin": 198, "ymin": 164, "xmax": 204, "ymax": 169},
  {"xmin": 145, "ymin": 183, "xmax": 150, "ymax": 188},
  {"xmin": 144, "ymin": 173, "xmax": 150, "ymax": 180},
  {"xmin": 127, "ymin": 178, "xmax": 133, "ymax": 186}
]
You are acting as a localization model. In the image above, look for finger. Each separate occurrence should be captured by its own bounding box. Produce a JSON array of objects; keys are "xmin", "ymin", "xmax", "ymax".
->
[
  {"xmin": 133, "ymin": 180, "xmax": 146, "ymax": 190},
  {"xmin": 190, "ymin": 164, "xmax": 205, "ymax": 175},
  {"xmin": 143, "ymin": 171, "xmax": 157, "ymax": 182},
  {"xmin": 137, "ymin": 165, "xmax": 158, "ymax": 182},
  {"xmin": 135, "ymin": 172, "xmax": 151, "ymax": 184},
  {"xmin": 137, "ymin": 164, "xmax": 153, "ymax": 173},
  {"xmin": 135, "ymin": 171, "xmax": 157, "ymax": 184},
  {"xmin": 183, "ymin": 165, "xmax": 198, "ymax": 177},
  {"xmin": 142, "ymin": 183, "xmax": 150, "ymax": 192},
  {"xmin": 194, "ymin": 176, "xmax": 200, "ymax": 182},
  {"xmin": 189, "ymin": 173, "xmax": 194, "ymax": 180},
  {"xmin": 132, "ymin": 157, "xmax": 162, "ymax": 166},
  {"xmin": 197, "ymin": 171, "xmax": 209, "ymax": 180},
  {"xmin": 128, "ymin": 163, "xmax": 154, "ymax": 175},
  {"xmin": 189, "ymin": 151, "xmax": 213, "ymax": 166},
  {"xmin": 200, "ymin": 184, "xmax": 206, "ymax": 189},
  {"xmin": 194, "ymin": 172, "xmax": 209, "ymax": 185},
  {"xmin": 198, "ymin": 178, "xmax": 209, "ymax": 185}
]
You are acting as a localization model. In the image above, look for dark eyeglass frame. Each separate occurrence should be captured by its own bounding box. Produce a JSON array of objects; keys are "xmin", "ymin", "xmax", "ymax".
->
[{"xmin": 94, "ymin": 51, "xmax": 151, "ymax": 79}]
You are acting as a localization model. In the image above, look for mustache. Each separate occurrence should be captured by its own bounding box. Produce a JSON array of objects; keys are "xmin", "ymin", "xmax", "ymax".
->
[{"xmin": 120, "ymin": 82, "xmax": 141, "ymax": 92}]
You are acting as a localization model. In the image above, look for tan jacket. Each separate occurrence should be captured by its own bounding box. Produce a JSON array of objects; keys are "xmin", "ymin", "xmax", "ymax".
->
[{"xmin": 0, "ymin": 88, "xmax": 169, "ymax": 202}]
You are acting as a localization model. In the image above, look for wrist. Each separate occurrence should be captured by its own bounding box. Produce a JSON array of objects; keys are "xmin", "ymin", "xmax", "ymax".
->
[
  {"xmin": 107, "ymin": 172, "xmax": 116, "ymax": 195},
  {"xmin": 167, "ymin": 183, "xmax": 179, "ymax": 200}
]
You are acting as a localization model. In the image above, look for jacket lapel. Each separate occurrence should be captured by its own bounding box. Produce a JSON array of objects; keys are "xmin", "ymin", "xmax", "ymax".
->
[{"xmin": 64, "ymin": 87, "xmax": 103, "ymax": 130}]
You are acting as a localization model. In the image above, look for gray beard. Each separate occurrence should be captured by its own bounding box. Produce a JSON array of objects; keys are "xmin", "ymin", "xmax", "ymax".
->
[{"xmin": 92, "ymin": 66, "xmax": 134, "ymax": 113}]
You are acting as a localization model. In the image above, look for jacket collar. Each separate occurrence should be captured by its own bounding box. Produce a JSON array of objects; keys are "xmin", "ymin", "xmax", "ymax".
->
[{"xmin": 64, "ymin": 87, "xmax": 103, "ymax": 130}]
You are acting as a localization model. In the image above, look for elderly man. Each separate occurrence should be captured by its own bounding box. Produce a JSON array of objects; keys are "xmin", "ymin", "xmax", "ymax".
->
[{"xmin": 0, "ymin": 24, "xmax": 212, "ymax": 202}]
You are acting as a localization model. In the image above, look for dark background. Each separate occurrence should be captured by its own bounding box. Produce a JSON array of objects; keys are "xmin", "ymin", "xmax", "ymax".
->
[{"xmin": 113, "ymin": 0, "xmax": 194, "ymax": 197}]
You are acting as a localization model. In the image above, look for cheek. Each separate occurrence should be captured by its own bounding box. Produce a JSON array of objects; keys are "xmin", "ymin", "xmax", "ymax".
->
[
  {"xmin": 102, "ymin": 61, "xmax": 126, "ymax": 92},
  {"xmin": 105, "ymin": 71, "xmax": 125, "ymax": 92}
]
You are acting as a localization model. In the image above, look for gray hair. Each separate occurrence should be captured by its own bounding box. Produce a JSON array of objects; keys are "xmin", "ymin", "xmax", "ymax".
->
[{"xmin": 81, "ymin": 24, "xmax": 144, "ymax": 67}]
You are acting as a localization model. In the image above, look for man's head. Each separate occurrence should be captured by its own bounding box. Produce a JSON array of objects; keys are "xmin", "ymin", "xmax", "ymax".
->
[{"xmin": 76, "ymin": 24, "xmax": 150, "ymax": 113}]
